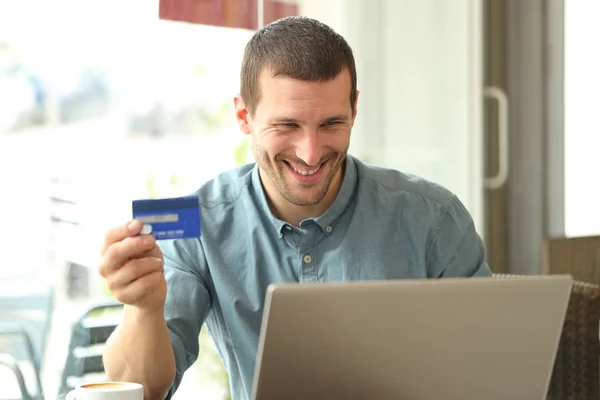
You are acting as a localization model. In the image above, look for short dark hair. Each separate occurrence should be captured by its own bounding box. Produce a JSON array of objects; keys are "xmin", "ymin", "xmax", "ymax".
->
[{"xmin": 240, "ymin": 16, "xmax": 357, "ymax": 116}]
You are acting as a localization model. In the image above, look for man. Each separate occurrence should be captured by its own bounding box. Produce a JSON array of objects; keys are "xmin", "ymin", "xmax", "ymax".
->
[{"xmin": 99, "ymin": 16, "xmax": 491, "ymax": 400}]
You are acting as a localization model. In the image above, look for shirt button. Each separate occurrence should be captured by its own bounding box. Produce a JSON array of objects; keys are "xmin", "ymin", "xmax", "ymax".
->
[
  {"xmin": 325, "ymin": 226, "xmax": 333, "ymax": 233},
  {"xmin": 303, "ymin": 255, "xmax": 312, "ymax": 264},
  {"xmin": 285, "ymin": 225, "xmax": 292, "ymax": 231}
]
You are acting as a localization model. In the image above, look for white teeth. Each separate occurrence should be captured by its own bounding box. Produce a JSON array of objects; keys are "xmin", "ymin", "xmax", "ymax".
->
[{"xmin": 291, "ymin": 163, "xmax": 321, "ymax": 176}]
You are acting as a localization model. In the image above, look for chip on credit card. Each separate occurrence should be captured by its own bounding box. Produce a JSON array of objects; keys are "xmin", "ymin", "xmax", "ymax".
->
[{"xmin": 132, "ymin": 195, "xmax": 201, "ymax": 240}]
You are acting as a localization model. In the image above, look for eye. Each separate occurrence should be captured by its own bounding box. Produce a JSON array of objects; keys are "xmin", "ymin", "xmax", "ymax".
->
[
  {"xmin": 323, "ymin": 120, "xmax": 341, "ymax": 127},
  {"xmin": 281, "ymin": 122, "xmax": 297, "ymax": 128}
]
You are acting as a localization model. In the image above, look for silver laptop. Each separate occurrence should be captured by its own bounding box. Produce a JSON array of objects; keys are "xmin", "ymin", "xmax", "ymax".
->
[{"xmin": 251, "ymin": 275, "xmax": 572, "ymax": 400}]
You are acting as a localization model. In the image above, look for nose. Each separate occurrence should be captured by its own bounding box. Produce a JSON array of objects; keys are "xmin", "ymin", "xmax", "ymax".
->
[{"xmin": 296, "ymin": 130, "xmax": 322, "ymax": 166}]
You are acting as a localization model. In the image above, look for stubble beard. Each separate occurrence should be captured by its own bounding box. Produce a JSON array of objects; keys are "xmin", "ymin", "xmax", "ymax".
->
[{"xmin": 254, "ymin": 143, "xmax": 348, "ymax": 207}]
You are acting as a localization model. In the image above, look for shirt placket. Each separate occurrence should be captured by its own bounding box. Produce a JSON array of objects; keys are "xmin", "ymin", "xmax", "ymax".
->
[{"xmin": 298, "ymin": 223, "xmax": 321, "ymax": 283}]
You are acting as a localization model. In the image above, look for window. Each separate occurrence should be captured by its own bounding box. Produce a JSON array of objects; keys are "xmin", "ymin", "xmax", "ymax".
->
[
  {"xmin": 564, "ymin": 1, "xmax": 600, "ymax": 237},
  {"xmin": 0, "ymin": 1, "xmax": 261, "ymax": 398}
]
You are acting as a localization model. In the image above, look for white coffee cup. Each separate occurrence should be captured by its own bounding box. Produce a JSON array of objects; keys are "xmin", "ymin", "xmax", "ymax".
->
[{"xmin": 65, "ymin": 382, "xmax": 143, "ymax": 400}]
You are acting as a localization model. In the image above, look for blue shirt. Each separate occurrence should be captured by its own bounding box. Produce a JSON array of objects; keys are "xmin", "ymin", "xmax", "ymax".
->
[{"xmin": 160, "ymin": 155, "xmax": 491, "ymax": 399}]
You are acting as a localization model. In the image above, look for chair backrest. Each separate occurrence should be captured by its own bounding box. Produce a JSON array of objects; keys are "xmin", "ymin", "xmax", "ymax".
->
[
  {"xmin": 493, "ymin": 273, "xmax": 600, "ymax": 399},
  {"xmin": 547, "ymin": 279, "xmax": 600, "ymax": 399},
  {"xmin": 0, "ymin": 275, "xmax": 54, "ymax": 398},
  {"xmin": 542, "ymin": 235, "xmax": 600, "ymax": 284},
  {"xmin": 58, "ymin": 299, "xmax": 123, "ymax": 398}
]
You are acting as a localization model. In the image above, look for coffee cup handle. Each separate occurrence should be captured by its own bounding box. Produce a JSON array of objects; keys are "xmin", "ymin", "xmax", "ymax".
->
[{"xmin": 65, "ymin": 390, "xmax": 76, "ymax": 400}]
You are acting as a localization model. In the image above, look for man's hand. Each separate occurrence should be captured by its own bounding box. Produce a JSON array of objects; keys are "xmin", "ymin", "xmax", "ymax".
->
[{"xmin": 99, "ymin": 220, "xmax": 167, "ymax": 312}]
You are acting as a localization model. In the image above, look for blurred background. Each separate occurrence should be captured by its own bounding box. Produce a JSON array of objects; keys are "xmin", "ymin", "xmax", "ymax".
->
[{"xmin": 0, "ymin": 0, "xmax": 598, "ymax": 399}]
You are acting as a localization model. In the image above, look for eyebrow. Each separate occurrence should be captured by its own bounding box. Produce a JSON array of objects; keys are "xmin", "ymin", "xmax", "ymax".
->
[
  {"xmin": 323, "ymin": 115, "xmax": 351, "ymax": 123},
  {"xmin": 267, "ymin": 115, "xmax": 350, "ymax": 125},
  {"xmin": 267, "ymin": 117, "xmax": 299, "ymax": 125}
]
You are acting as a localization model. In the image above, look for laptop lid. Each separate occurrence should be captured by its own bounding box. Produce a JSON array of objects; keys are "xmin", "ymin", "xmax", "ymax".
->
[{"xmin": 251, "ymin": 275, "xmax": 572, "ymax": 400}]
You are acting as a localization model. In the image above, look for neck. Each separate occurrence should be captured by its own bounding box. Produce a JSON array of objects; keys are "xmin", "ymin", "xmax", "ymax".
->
[{"xmin": 261, "ymin": 166, "xmax": 344, "ymax": 227}]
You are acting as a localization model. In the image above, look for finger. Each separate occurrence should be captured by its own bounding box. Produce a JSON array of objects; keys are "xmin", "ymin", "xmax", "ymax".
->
[
  {"xmin": 138, "ymin": 243, "xmax": 163, "ymax": 260},
  {"xmin": 98, "ymin": 235, "xmax": 158, "ymax": 277},
  {"xmin": 107, "ymin": 257, "xmax": 164, "ymax": 292},
  {"xmin": 101, "ymin": 220, "xmax": 144, "ymax": 255},
  {"xmin": 112, "ymin": 270, "xmax": 165, "ymax": 305}
]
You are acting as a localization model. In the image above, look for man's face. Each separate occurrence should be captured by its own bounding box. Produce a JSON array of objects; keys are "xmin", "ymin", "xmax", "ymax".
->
[{"xmin": 236, "ymin": 68, "xmax": 357, "ymax": 207}]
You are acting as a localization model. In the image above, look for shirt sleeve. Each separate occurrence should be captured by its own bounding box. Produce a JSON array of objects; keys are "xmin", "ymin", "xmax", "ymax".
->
[
  {"xmin": 159, "ymin": 238, "xmax": 212, "ymax": 399},
  {"xmin": 426, "ymin": 194, "xmax": 493, "ymax": 278}
]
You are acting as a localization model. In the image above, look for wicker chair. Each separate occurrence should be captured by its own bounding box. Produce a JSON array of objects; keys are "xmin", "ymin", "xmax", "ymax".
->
[
  {"xmin": 493, "ymin": 273, "xmax": 600, "ymax": 399},
  {"xmin": 541, "ymin": 235, "xmax": 600, "ymax": 399},
  {"xmin": 547, "ymin": 280, "xmax": 600, "ymax": 400}
]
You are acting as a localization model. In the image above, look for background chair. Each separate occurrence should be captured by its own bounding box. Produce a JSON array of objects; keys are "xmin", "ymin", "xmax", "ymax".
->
[
  {"xmin": 542, "ymin": 235, "xmax": 600, "ymax": 284},
  {"xmin": 58, "ymin": 299, "xmax": 123, "ymax": 398},
  {"xmin": 540, "ymin": 235, "xmax": 600, "ymax": 400},
  {"xmin": 0, "ymin": 353, "xmax": 33, "ymax": 400},
  {"xmin": 0, "ymin": 275, "xmax": 54, "ymax": 400},
  {"xmin": 547, "ymin": 279, "xmax": 600, "ymax": 399}
]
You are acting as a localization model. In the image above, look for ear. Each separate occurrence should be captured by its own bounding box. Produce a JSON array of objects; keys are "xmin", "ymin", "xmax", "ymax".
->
[
  {"xmin": 234, "ymin": 94, "xmax": 251, "ymax": 135},
  {"xmin": 352, "ymin": 90, "xmax": 360, "ymax": 122}
]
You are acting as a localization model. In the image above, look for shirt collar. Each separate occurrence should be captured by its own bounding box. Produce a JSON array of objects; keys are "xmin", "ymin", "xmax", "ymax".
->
[{"xmin": 251, "ymin": 155, "xmax": 358, "ymax": 236}]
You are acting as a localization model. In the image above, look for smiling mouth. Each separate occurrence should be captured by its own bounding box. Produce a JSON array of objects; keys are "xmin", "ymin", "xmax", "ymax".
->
[{"xmin": 284, "ymin": 160, "xmax": 325, "ymax": 176}]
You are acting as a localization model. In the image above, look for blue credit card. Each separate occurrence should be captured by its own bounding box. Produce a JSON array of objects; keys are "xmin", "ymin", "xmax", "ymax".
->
[{"xmin": 132, "ymin": 195, "xmax": 201, "ymax": 240}]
